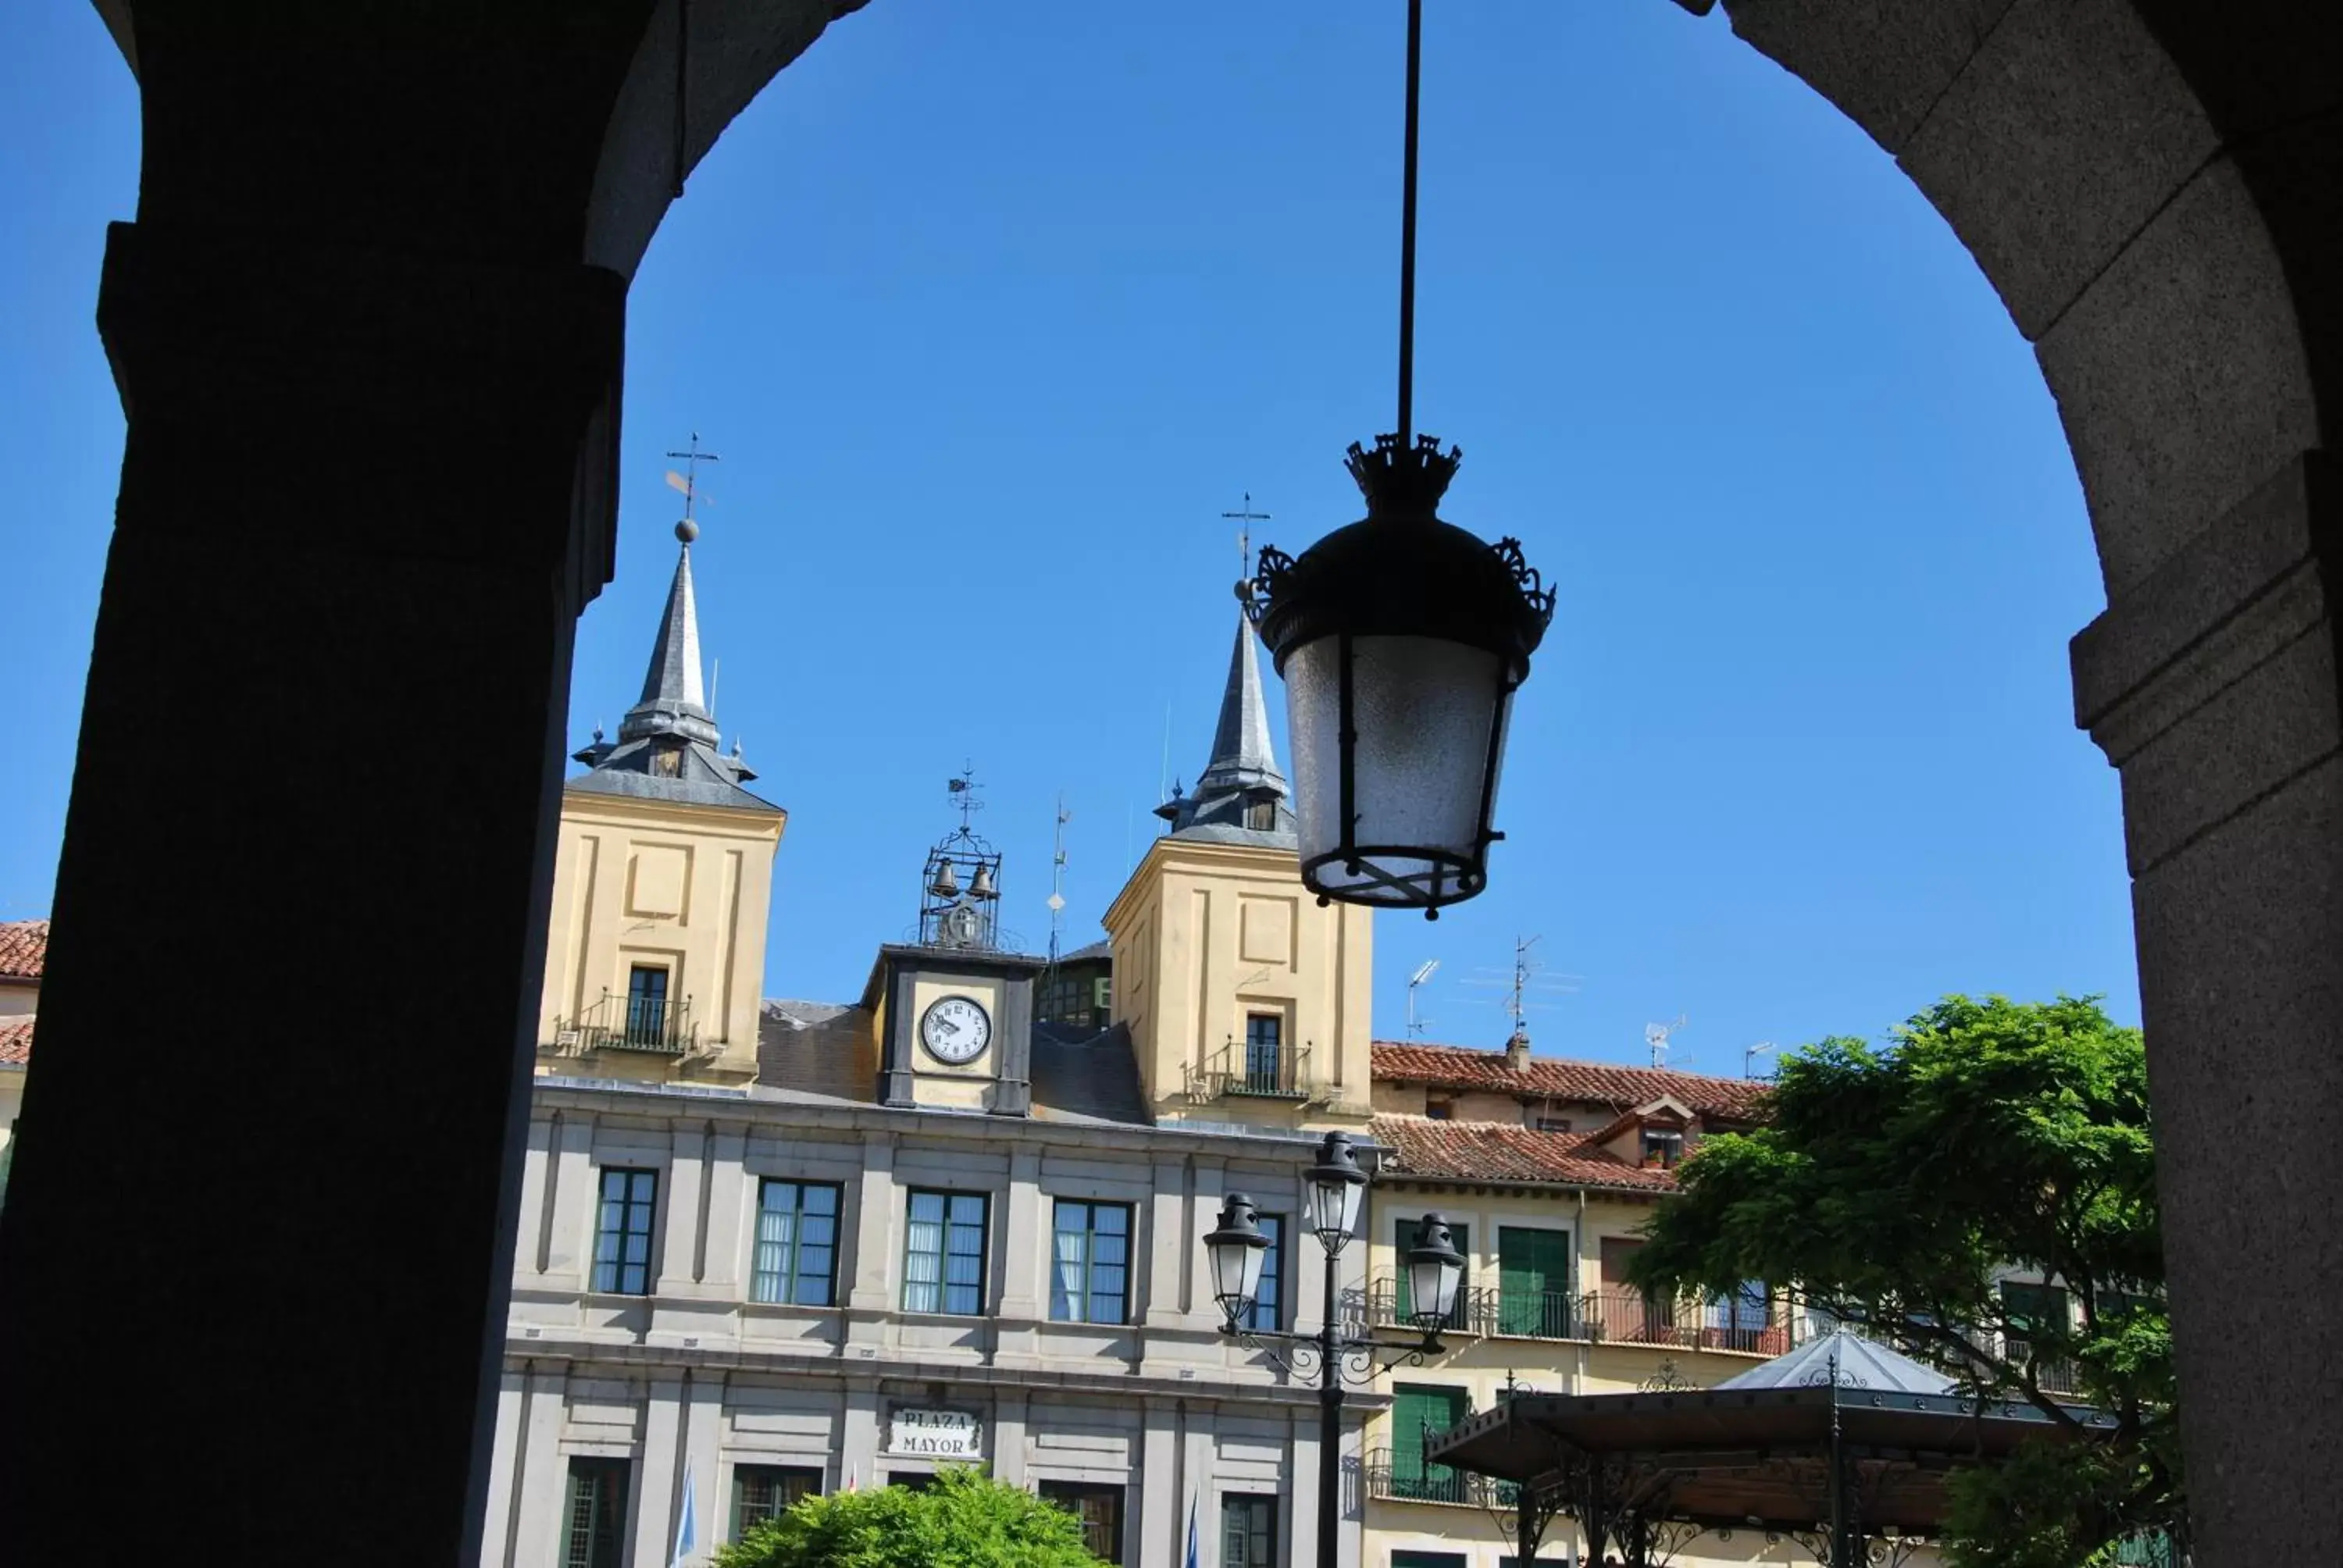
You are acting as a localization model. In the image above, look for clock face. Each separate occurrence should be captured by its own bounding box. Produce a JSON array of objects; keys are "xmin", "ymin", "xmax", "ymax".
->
[{"xmin": 919, "ymin": 994, "xmax": 993, "ymax": 1066}]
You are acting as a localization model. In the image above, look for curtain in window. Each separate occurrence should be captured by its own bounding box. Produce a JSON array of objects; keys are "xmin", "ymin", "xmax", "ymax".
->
[
  {"xmin": 1052, "ymin": 1210, "xmax": 1087, "ymax": 1320},
  {"xmin": 904, "ymin": 1195, "xmax": 944, "ymax": 1313},
  {"xmin": 753, "ymin": 1197, "xmax": 796, "ymax": 1305}
]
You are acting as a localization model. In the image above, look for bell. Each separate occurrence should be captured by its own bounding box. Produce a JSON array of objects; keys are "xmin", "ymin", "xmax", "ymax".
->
[
  {"xmin": 969, "ymin": 864, "xmax": 997, "ymax": 900},
  {"xmin": 929, "ymin": 861, "xmax": 961, "ymax": 899}
]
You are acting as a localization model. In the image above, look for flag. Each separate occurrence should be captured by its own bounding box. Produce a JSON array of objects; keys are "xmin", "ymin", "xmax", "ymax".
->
[
  {"xmin": 1183, "ymin": 1493, "xmax": 1199, "ymax": 1568},
  {"xmin": 669, "ymin": 1456, "xmax": 697, "ymax": 1568},
  {"xmin": 844, "ymin": 1465, "xmax": 858, "ymax": 1493}
]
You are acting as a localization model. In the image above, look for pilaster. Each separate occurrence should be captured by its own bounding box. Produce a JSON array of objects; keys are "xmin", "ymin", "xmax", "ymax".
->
[
  {"xmin": 629, "ymin": 1374, "xmax": 685, "ymax": 1568},
  {"xmin": 1143, "ymin": 1156, "xmax": 1189, "ymax": 1329},
  {"xmin": 511, "ymin": 1365, "xmax": 569, "ymax": 1568},
  {"xmin": 660, "ymin": 1123, "xmax": 709, "ymax": 1292}
]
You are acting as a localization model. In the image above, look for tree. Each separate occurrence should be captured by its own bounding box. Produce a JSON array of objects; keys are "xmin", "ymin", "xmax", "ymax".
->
[
  {"xmin": 1626, "ymin": 995, "xmax": 2178, "ymax": 1568},
  {"xmin": 711, "ymin": 1465, "xmax": 1107, "ymax": 1568}
]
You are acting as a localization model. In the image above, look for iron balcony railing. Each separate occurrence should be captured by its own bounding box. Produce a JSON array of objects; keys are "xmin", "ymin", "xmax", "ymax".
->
[
  {"xmin": 1364, "ymin": 1277, "xmax": 1797, "ymax": 1356},
  {"xmin": 548, "ymin": 988, "xmax": 699, "ymax": 1057},
  {"xmin": 1186, "ymin": 1037, "xmax": 1315, "ymax": 1103},
  {"xmin": 1364, "ymin": 1448, "xmax": 1518, "ymax": 1509}
]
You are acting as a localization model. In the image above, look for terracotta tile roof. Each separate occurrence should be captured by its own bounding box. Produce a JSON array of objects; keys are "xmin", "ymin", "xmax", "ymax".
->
[
  {"xmin": 0, "ymin": 920, "xmax": 46, "ymax": 982},
  {"xmin": 1372, "ymin": 1114, "xmax": 1679, "ymax": 1193},
  {"xmin": 0, "ymin": 1017, "xmax": 31, "ymax": 1067},
  {"xmin": 1372, "ymin": 1040, "xmax": 1768, "ymax": 1120}
]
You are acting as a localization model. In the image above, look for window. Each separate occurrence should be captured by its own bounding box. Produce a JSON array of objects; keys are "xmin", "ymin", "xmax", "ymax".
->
[
  {"xmin": 1425, "ymin": 1094, "xmax": 1454, "ymax": 1121},
  {"xmin": 1093, "ymin": 977, "xmax": 1112, "ymax": 1012},
  {"xmin": 2001, "ymin": 1280, "xmax": 2070, "ymax": 1355},
  {"xmin": 1390, "ymin": 1384, "xmax": 1471, "ymax": 1502},
  {"xmin": 1708, "ymin": 1279, "xmax": 1771, "ymax": 1348},
  {"xmin": 2099, "ymin": 1288, "xmax": 2158, "ymax": 1325},
  {"xmin": 1243, "ymin": 797, "xmax": 1276, "ymax": 831},
  {"xmin": 1394, "ymin": 1217, "xmax": 1470, "ymax": 1329},
  {"xmin": 1532, "ymin": 1116, "xmax": 1572, "ymax": 1133},
  {"xmin": 562, "ymin": 1457, "xmax": 629, "ymax": 1568},
  {"xmin": 1050, "ymin": 1199, "xmax": 1132, "ymax": 1324},
  {"xmin": 732, "ymin": 1464, "xmax": 821, "ymax": 1537},
  {"xmin": 592, "ymin": 1167, "xmax": 658, "ymax": 1295},
  {"xmin": 903, "ymin": 1190, "xmax": 988, "ymax": 1315},
  {"xmin": 1040, "ymin": 1481, "xmax": 1125, "ymax": 1563},
  {"xmin": 1496, "ymin": 1226, "xmax": 1573, "ymax": 1337},
  {"xmin": 886, "ymin": 1471, "xmax": 937, "ymax": 1492},
  {"xmin": 626, "ymin": 964, "xmax": 669, "ymax": 1044},
  {"xmin": 1221, "ymin": 1495, "xmax": 1278, "ymax": 1568},
  {"xmin": 1395, "ymin": 1555, "xmax": 1470, "ymax": 1568},
  {"xmin": 1246, "ymin": 1213, "xmax": 1287, "ymax": 1331},
  {"xmin": 1639, "ymin": 1128, "xmax": 1684, "ymax": 1167},
  {"xmin": 1242, "ymin": 1014, "xmax": 1283, "ymax": 1092},
  {"xmin": 751, "ymin": 1180, "xmax": 841, "ymax": 1306}
]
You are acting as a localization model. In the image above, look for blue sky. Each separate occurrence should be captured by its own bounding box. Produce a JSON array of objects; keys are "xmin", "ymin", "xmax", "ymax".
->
[{"xmin": 0, "ymin": 2, "xmax": 2136, "ymax": 1073}]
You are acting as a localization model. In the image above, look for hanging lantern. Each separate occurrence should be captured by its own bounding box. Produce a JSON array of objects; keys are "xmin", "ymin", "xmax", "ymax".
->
[
  {"xmin": 1253, "ymin": 440, "xmax": 1552, "ymax": 916},
  {"xmin": 1248, "ymin": 0, "xmax": 1553, "ymax": 919}
]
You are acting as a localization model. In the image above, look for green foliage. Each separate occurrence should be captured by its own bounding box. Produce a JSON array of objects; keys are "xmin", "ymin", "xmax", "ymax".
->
[
  {"xmin": 711, "ymin": 1465, "xmax": 1106, "ymax": 1568},
  {"xmin": 1626, "ymin": 996, "xmax": 2179, "ymax": 1566}
]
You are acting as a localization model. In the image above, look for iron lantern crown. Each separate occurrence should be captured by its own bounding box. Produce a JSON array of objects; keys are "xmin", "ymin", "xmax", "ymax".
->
[
  {"xmin": 1304, "ymin": 1131, "xmax": 1370, "ymax": 1254},
  {"xmin": 1249, "ymin": 434, "xmax": 1555, "ymax": 917}
]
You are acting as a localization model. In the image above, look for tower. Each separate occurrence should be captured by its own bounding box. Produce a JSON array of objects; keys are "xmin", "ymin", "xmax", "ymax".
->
[
  {"xmin": 535, "ymin": 519, "xmax": 786, "ymax": 1083},
  {"xmin": 1102, "ymin": 583, "xmax": 1375, "ymax": 1128}
]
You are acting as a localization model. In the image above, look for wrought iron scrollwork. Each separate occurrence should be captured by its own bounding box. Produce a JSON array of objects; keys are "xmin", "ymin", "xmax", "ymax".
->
[
  {"xmin": 1230, "ymin": 1326, "xmax": 1429, "ymax": 1387},
  {"xmin": 1491, "ymin": 536, "xmax": 1557, "ymax": 624},
  {"xmin": 1639, "ymin": 1357, "xmax": 1693, "ymax": 1392},
  {"xmin": 1247, "ymin": 545, "xmax": 1296, "ymax": 623}
]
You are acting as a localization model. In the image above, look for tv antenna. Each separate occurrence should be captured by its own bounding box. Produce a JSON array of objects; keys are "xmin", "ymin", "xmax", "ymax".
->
[
  {"xmin": 1744, "ymin": 1040, "xmax": 1778, "ymax": 1079},
  {"xmin": 1645, "ymin": 1014, "xmax": 1688, "ymax": 1069},
  {"xmin": 665, "ymin": 433, "xmax": 721, "ymax": 524},
  {"xmin": 1461, "ymin": 935, "xmax": 1579, "ymax": 1042},
  {"xmin": 1406, "ymin": 959, "xmax": 1441, "ymax": 1039},
  {"xmin": 1047, "ymin": 796, "xmax": 1072, "ymax": 964}
]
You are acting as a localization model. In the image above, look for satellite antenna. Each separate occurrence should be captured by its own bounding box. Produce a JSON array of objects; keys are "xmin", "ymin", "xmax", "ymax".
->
[
  {"xmin": 1645, "ymin": 1014, "xmax": 1689, "ymax": 1069},
  {"xmin": 1406, "ymin": 958, "xmax": 1441, "ymax": 1039},
  {"xmin": 1744, "ymin": 1041, "xmax": 1778, "ymax": 1079},
  {"xmin": 1047, "ymin": 796, "xmax": 1072, "ymax": 964}
]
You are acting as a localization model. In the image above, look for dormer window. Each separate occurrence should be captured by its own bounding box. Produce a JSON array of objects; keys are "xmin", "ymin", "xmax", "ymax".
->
[
  {"xmin": 1640, "ymin": 1128, "xmax": 1684, "ymax": 1168},
  {"xmin": 1243, "ymin": 796, "xmax": 1276, "ymax": 832},
  {"xmin": 651, "ymin": 745, "xmax": 683, "ymax": 779},
  {"xmin": 1426, "ymin": 1093, "xmax": 1455, "ymax": 1121}
]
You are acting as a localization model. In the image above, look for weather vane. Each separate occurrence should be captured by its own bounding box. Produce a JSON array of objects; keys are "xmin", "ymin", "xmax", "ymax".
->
[
  {"xmin": 665, "ymin": 433, "xmax": 721, "ymax": 527},
  {"xmin": 947, "ymin": 764, "xmax": 986, "ymax": 832},
  {"xmin": 1222, "ymin": 492, "xmax": 1271, "ymax": 591}
]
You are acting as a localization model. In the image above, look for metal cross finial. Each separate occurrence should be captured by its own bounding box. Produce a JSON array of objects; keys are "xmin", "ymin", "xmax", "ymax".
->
[
  {"xmin": 1222, "ymin": 494, "xmax": 1271, "ymax": 585},
  {"xmin": 665, "ymin": 433, "xmax": 722, "ymax": 523}
]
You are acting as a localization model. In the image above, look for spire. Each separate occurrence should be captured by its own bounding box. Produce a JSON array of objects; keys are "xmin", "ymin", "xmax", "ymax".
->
[
  {"xmin": 618, "ymin": 520, "xmax": 720, "ymax": 748},
  {"xmin": 1196, "ymin": 594, "xmax": 1286, "ymax": 799},
  {"xmin": 1156, "ymin": 585, "xmax": 1295, "ymax": 843}
]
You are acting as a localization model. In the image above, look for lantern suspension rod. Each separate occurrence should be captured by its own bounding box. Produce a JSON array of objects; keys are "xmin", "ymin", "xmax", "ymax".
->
[{"xmin": 1397, "ymin": 0, "xmax": 1423, "ymax": 448}]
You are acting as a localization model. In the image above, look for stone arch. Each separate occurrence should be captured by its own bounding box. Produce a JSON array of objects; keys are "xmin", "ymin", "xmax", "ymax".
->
[{"xmin": 2, "ymin": 2, "xmax": 2334, "ymax": 1563}]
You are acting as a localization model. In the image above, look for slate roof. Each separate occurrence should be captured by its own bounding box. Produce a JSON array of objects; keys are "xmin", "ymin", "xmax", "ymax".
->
[
  {"xmin": 1714, "ymin": 1327, "xmax": 1956, "ymax": 1394},
  {"xmin": 1372, "ymin": 1114, "xmax": 1679, "ymax": 1193},
  {"xmin": 0, "ymin": 1017, "xmax": 31, "ymax": 1067},
  {"xmin": 1030, "ymin": 1021, "xmax": 1151, "ymax": 1125},
  {"xmin": 754, "ymin": 1000, "xmax": 876, "ymax": 1103},
  {"xmin": 0, "ymin": 919, "xmax": 47, "ymax": 982},
  {"xmin": 1155, "ymin": 602, "xmax": 1297, "ymax": 848},
  {"xmin": 565, "ymin": 530, "xmax": 781, "ymax": 814},
  {"xmin": 1372, "ymin": 1041, "xmax": 1769, "ymax": 1120}
]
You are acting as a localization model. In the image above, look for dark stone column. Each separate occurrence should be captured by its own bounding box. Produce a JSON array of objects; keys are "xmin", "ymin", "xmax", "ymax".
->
[
  {"xmin": 0, "ymin": 221, "xmax": 624, "ymax": 1561},
  {"xmin": 2074, "ymin": 453, "xmax": 2343, "ymax": 1564}
]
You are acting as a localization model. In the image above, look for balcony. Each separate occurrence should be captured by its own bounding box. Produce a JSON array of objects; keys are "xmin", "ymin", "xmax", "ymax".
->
[
  {"xmin": 547, "ymin": 989, "xmax": 700, "ymax": 1058},
  {"xmin": 1363, "ymin": 1277, "xmax": 1797, "ymax": 1356},
  {"xmin": 1186, "ymin": 1036, "xmax": 1315, "ymax": 1103},
  {"xmin": 1364, "ymin": 1449, "xmax": 1516, "ymax": 1509}
]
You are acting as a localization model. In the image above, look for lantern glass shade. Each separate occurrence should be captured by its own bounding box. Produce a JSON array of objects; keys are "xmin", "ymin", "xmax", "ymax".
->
[
  {"xmin": 1305, "ymin": 1135, "xmax": 1369, "ymax": 1253},
  {"xmin": 1283, "ymin": 633, "xmax": 1515, "ymax": 908},
  {"xmin": 1405, "ymin": 1213, "xmax": 1467, "ymax": 1333},
  {"xmin": 1204, "ymin": 1196, "xmax": 1270, "ymax": 1324}
]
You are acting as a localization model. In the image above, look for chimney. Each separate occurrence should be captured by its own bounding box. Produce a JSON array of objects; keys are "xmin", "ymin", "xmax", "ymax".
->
[{"xmin": 1504, "ymin": 1029, "xmax": 1531, "ymax": 1073}]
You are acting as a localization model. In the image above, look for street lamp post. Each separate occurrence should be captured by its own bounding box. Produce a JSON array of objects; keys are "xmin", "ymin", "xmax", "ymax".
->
[{"xmin": 1203, "ymin": 1131, "xmax": 1465, "ymax": 1568}]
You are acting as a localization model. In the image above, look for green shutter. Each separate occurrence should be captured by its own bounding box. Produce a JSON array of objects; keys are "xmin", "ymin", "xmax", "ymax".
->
[
  {"xmin": 1394, "ymin": 1218, "xmax": 1469, "ymax": 1325},
  {"xmin": 1497, "ymin": 1227, "xmax": 1571, "ymax": 1335},
  {"xmin": 1390, "ymin": 1384, "xmax": 1470, "ymax": 1499}
]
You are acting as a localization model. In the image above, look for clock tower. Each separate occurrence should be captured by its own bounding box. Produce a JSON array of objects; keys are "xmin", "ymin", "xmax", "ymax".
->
[{"xmin": 867, "ymin": 774, "xmax": 1043, "ymax": 1115}]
